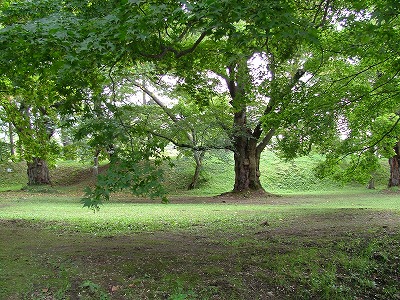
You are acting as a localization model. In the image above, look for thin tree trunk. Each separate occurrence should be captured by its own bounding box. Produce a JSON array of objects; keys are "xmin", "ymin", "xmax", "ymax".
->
[
  {"xmin": 27, "ymin": 158, "xmax": 51, "ymax": 185},
  {"xmin": 367, "ymin": 177, "xmax": 375, "ymax": 189},
  {"xmin": 93, "ymin": 149, "xmax": 100, "ymax": 176},
  {"xmin": 8, "ymin": 122, "xmax": 15, "ymax": 156},
  {"xmin": 388, "ymin": 141, "xmax": 400, "ymax": 187},
  {"xmin": 142, "ymin": 78, "xmax": 147, "ymax": 105},
  {"xmin": 188, "ymin": 150, "xmax": 205, "ymax": 190}
]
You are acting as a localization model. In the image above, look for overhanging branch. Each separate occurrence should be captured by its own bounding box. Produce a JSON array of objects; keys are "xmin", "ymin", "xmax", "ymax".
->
[
  {"xmin": 339, "ymin": 115, "xmax": 400, "ymax": 162},
  {"xmin": 140, "ymin": 30, "xmax": 210, "ymax": 60},
  {"xmin": 130, "ymin": 80, "xmax": 178, "ymax": 122},
  {"xmin": 148, "ymin": 129, "xmax": 233, "ymax": 151}
]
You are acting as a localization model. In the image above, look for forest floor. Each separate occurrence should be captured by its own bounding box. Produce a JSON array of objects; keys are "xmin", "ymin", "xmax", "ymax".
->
[{"xmin": 1, "ymin": 190, "xmax": 400, "ymax": 299}]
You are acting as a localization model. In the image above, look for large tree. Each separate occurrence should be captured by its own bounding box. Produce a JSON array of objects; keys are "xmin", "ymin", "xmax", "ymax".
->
[
  {"xmin": 1, "ymin": 0, "xmax": 399, "ymax": 195},
  {"xmin": 138, "ymin": 0, "xmax": 400, "ymax": 192}
]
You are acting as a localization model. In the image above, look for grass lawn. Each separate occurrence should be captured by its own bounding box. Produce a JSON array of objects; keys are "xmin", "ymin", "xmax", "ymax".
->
[{"xmin": 0, "ymin": 189, "xmax": 399, "ymax": 299}]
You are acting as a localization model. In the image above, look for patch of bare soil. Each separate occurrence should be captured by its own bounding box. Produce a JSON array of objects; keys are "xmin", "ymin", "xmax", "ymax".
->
[
  {"xmin": 255, "ymin": 209, "xmax": 400, "ymax": 240},
  {"xmin": 1, "ymin": 220, "xmax": 280, "ymax": 299},
  {"xmin": 381, "ymin": 188, "xmax": 400, "ymax": 195}
]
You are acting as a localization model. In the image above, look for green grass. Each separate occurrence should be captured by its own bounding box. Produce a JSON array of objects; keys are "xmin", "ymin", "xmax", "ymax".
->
[
  {"xmin": 1, "ymin": 191, "xmax": 400, "ymax": 299},
  {"xmin": 163, "ymin": 151, "xmax": 390, "ymax": 196},
  {"xmin": 1, "ymin": 190, "xmax": 398, "ymax": 234},
  {"xmin": 0, "ymin": 160, "xmax": 26, "ymax": 190}
]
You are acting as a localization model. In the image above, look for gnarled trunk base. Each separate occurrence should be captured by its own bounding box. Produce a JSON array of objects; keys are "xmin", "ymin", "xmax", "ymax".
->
[
  {"xmin": 232, "ymin": 138, "xmax": 264, "ymax": 193},
  {"xmin": 388, "ymin": 141, "xmax": 400, "ymax": 188},
  {"xmin": 27, "ymin": 158, "xmax": 51, "ymax": 185}
]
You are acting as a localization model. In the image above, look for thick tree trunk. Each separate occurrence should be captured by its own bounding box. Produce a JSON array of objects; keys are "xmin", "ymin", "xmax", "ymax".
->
[
  {"xmin": 388, "ymin": 141, "xmax": 400, "ymax": 187},
  {"xmin": 231, "ymin": 108, "xmax": 264, "ymax": 192},
  {"xmin": 224, "ymin": 60, "xmax": 276, "ymax": 194},
  {"xmin": 188, "ymin": 150, "xmax": 205, "ymax": 190},
  {"xmin": 27, "ymin": 158, "xmax": 51, "ymax": 185},
  {"xmin": 233, "ymin": 136, "xmax": 263, "ymax": 192}
]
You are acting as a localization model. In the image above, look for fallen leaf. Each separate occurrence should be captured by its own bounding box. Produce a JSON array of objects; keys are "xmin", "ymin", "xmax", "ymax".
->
[{"xmin": 111, "ymin": 285, "xmax": 119, "ymax": 292}]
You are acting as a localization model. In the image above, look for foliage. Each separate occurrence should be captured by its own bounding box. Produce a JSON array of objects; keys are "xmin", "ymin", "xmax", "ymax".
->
[
  {"xmin": 1, "ymin": 0, "xmax": 400, "ymax": 192},
  {"xmin": 81, "ymin": 136, "xmax": 169, "ymax": 210},
  {"xmin": 316, "ymin": 113, "xmax": 400, "ymax": 185},
  {"xmin": 0, "ymin": 92, "xmax": 61, "ymax": 167},
  {"xmin": 0, "ymin": 140, "xmax": 10, "ymax": 161}
]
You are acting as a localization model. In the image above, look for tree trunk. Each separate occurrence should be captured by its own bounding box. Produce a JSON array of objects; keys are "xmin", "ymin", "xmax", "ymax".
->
[
  {"xmin": 225, "ymin": 60, "xmax": 275, "ymax": 194},
  {"xmin": 188, "ymin": 150, "xmax": 205, "ymax": 190},
  {"xmin": 367, "ymin": 177, "xmax": 375, "ymax": 189},
  {"xmin": 233, "ymin": 135, "xmax": 263, "ymax": 192},
  {"xmin": 27, "ymin": 158, "xmax": 51, "ymax": 185},
  {"xmin": 93, "ymin": 149, "xmax": 100, "ymax": 176},
  {"xmin": 388, "ymin": 141, "xmax": 400, "ymax": 187},
  {"xmin": 231, "ymin": 107, "xmax": 264, "ymax": 192},
  {"xmin": 9, "ymin": 122, "xmax": 15, "ymax": 157}
]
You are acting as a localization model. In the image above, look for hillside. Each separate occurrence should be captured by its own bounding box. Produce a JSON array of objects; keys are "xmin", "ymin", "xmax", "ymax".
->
[{"xmin": 0, "ymin": 151, "xmax": 391, "ymax": 195}]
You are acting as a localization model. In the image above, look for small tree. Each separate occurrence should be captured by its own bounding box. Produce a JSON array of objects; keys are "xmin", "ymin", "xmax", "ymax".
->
[{"xmin": 127, "ymin": 75, "xmax": 231, "ymax": 189}]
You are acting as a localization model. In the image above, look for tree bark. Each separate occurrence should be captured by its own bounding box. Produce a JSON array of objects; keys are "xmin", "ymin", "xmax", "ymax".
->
[
  {"xmin": 27, "ymin": 158, "xmax": 51, "ymax": 185},
  {"xmin": 367, "ymin": 177, "xmax": 375, "ymax": 189},
  {"xmin": 225, "ymin": 62, "xmax": 270, "ymax": 193},
  {"xmin": 233, "ymin": 137, "xmax": 263, "ymax": 192},
  {"xmin": 231, "ymin": 107, "xmax": 264, "ymax": 192},
  {"xmin": 93, "ymin": 149, "xmax": 101, "ymax": 176},
  {"xmin": 388, "ymin": 141, "xmax": 400, "ymax": 187}
]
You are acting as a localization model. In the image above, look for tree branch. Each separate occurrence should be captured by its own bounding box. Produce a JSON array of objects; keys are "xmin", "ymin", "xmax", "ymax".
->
[
  {"xmin": 256, "ymin": 128, "xmax": 275, "ymax": 155},
  {"xmin": 130, "ymin": 79, "xmax": 203, "ymax": 148},
  {"xmin": 253, "ymin": 67, "xmax": 304, "ymax": 140},
  {"xmin": 339, "ymin": 115, "xmax": 400, "ymax": 162},
  {"xmin": 314, "ymin": 0, "xmax": 331, "ymax": 28},
  {"xmin": 147, "ymin": 129, "xmax": 233, "ymax": 151},
  {"xmin": 130, "ymin": 80, "xmax": 178, "ymax": 122},
  {"xmin": 328, "ymin": 57, "xmax": 391, "ymax": 91},
  {"xmin": 140, "ymin": 30, "xmax": 210, "ymax": 60},
  {"xmin": 175, "ymin": 31, "xmax": 209, "ymax": 58}
]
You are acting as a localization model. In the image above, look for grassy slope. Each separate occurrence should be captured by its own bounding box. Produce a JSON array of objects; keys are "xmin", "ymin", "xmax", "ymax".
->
[
  {"xmin": 0, "ymin": 161, "xmax": 26, "ymax": 191},
  {"xmin": 0, "ymin": 150, "xmax": 390, "ymax": 195},
  {"xmin": 163, "ymin": 151, "xmax": 390, "ymax": 196}
]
